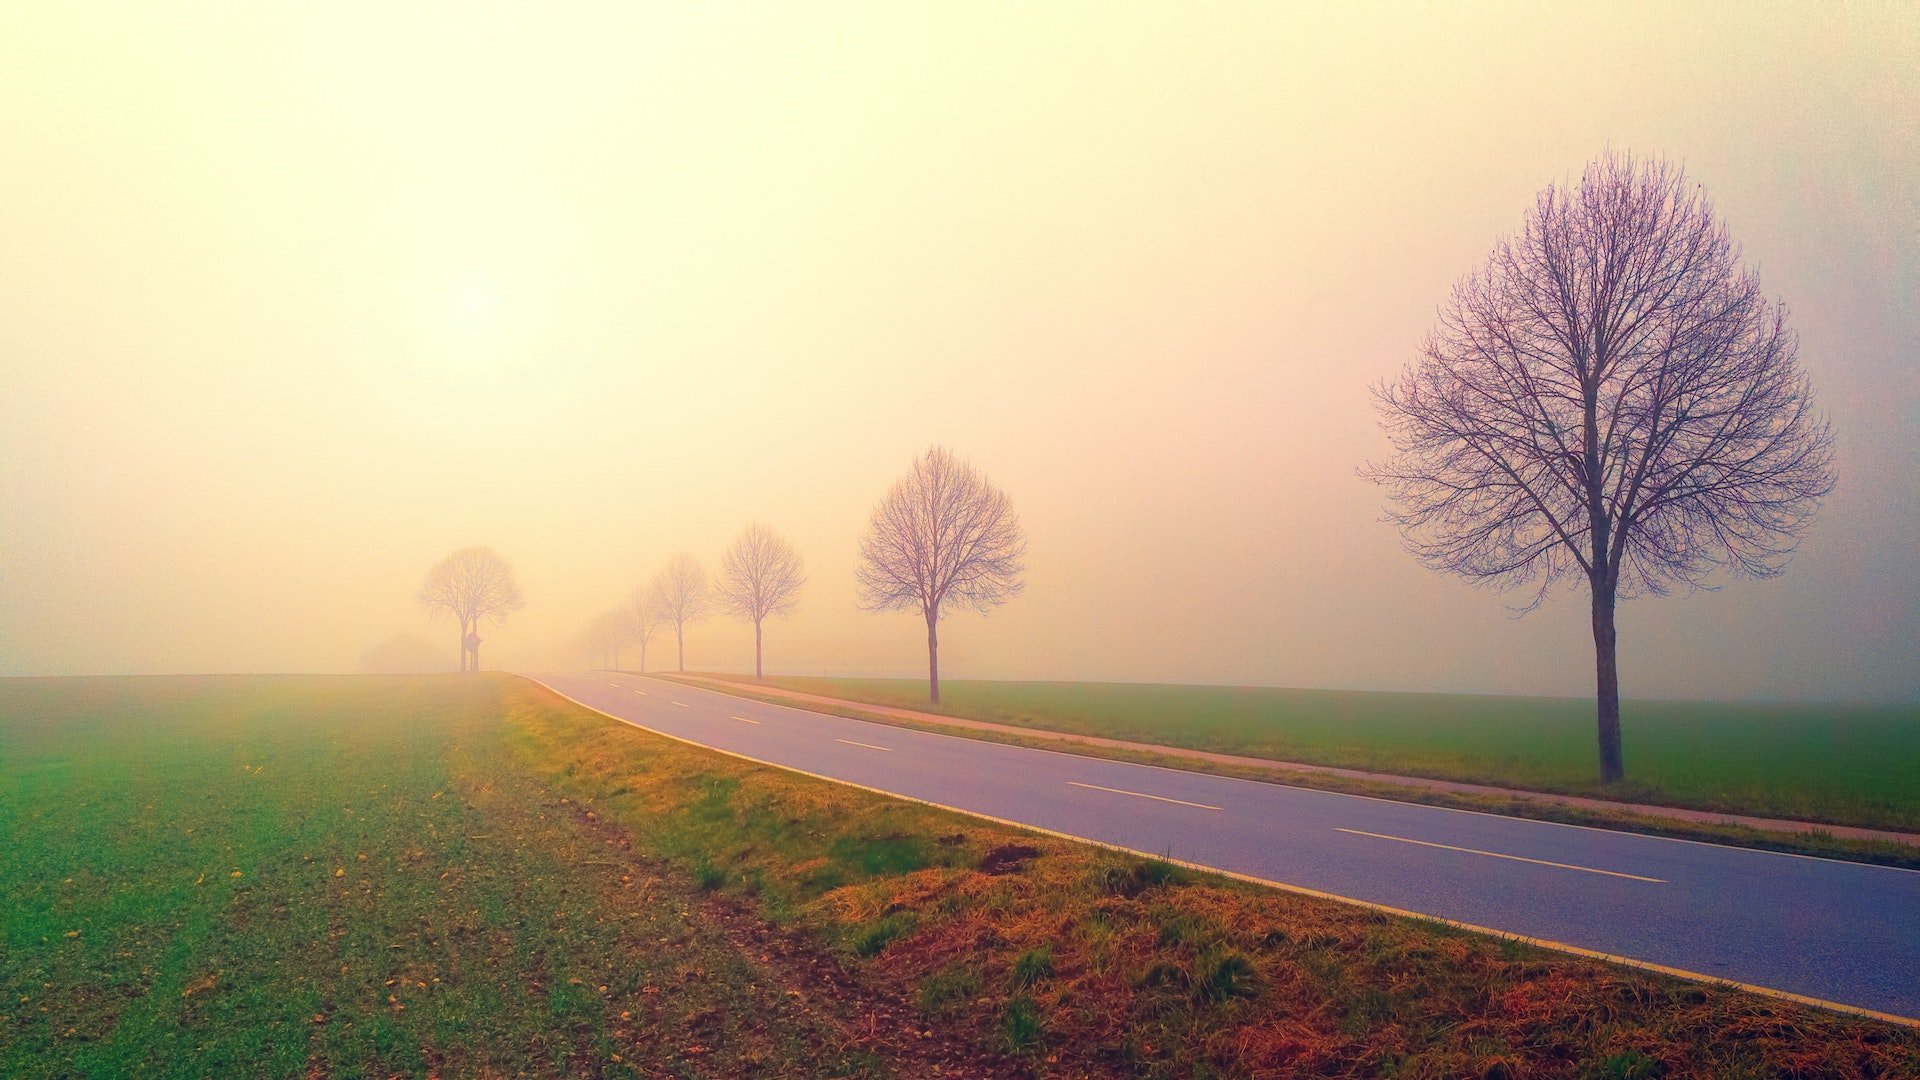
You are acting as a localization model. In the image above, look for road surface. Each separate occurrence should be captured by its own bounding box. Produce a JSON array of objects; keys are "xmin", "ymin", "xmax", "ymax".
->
[{"xmin": 531, "ymin": 671, "xmax": 1920, "ymax": 1024}]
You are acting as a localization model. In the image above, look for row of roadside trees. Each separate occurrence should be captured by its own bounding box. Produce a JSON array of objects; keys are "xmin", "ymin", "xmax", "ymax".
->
[
  {"xmin": 587, "ymin": 524, "xmax": 806, "ymax": 679},
  {"xmin": 421, "ymin": 154, "xmax": 1836, "ymax": 784},
  {"xmin": 581, "ymin": 446, "xmax": 1027, "ymax": 702}
]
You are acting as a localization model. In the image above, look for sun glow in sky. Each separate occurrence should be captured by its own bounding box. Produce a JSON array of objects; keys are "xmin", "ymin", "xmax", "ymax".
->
[{"xmin": 1, "ymin": 2, "xmax": 1914, "ymax": 700}]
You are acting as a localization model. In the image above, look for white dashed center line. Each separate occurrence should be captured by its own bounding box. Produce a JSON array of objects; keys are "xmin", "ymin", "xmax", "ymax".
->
[
  {"xmin": 1335, "ymin": 828, "xmax": 1666, "ymax": 882},
  {"xmin": 731, "ymin": 715, "xmax": 760, "ymax": 725},
  {"xmin": 835, "ymin": 738, "xmax": 891, "ymax": 751},
  {"xmin": 1066, "ymin": 781, "xmax": 1222, "ymax": 811}
]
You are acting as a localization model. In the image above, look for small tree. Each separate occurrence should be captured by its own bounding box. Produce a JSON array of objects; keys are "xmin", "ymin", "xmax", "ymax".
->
[
  {"xmin": 626, "ymin": 582, "xmax": 666, "ymax": 673},
  {"xmin": 584, "ymin": 609, "xmax": 629, "ymax": 669},
  {"xmin": 417, "ymin": 546, "xmax": 526, "ymax": 673},
  {"xmin": 651, "ymin": 553, "xmax": 710, "ymax": 673},
  {"xmin": 856, "ymin": 446, "xmax": 1026, "ymax": 704},
  {"xmin": 715, "ymin": 523, "xmax": 807, "ymax": 680},
  {"xmin": 1364, "ymin": 152, "xmax": 1834, "ymax": 783}
]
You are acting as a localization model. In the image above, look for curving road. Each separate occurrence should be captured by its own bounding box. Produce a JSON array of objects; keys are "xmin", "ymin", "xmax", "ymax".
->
[{"xmin": 531, "ymin": 671, "xmax": 1920, "ymax": 1024}]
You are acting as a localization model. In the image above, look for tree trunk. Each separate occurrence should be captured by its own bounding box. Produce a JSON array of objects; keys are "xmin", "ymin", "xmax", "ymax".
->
[
  {"xmin": 640, "ymin": 638, "xmax": 647, "ymax": 674},
  {"xmin": 1591, "ymin": 577, "xmax": 1624, "ymax": 784},
  {"xmin": 754, "ymin": 618, "xmax": 764, "ymax": 680},
  {"xmin": 677, "ymin": 622, "xmax": 686, "ymax": 673},
  {"xmin": 925, "ymin": 611, "xmax": 940, "ymax": 705}
]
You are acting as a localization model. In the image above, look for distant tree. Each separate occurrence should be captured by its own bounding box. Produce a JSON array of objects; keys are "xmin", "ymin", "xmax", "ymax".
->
[
  {"xmin": 856, "ymin": 446, "xmax": 1026, "ymax": 704},
  {"xmin": 592, "ymin": 609, "xmax": 630, "ymax": 670},
  {"xmin": 716, "ymin": 523, "xmax": 807, "ymax": 680},
  {"xmin": 417, "ymin": 546, "xmax": 526, "ymax": 673},
  {"xmin": 1363, "ymin": 152, "xmax": 1835, "ymax": 784},
  {"xmin": 626, "ymin": 582, "xmax": 667, "ymax": 673},
  {"xmin": 569, "ymin": 611, "xmax": 621, "ymax": 670},
  {"xmin": 651, "ymin": 553, "xmax": 711, "ymax": 673}
]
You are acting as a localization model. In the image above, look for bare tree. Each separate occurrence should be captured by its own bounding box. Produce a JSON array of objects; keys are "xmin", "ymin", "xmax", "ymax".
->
[
  {"xmin": 626, "ymin": 582, "xmax": 667, "ymax": 673},
  {"xmin": 716, "ymin": 523, "xmax": 807, "ymax": 680},
  {"xmin": 581, "ymin": 609, "xmax": 628, "ymax": 669},
  {"xmin": 856, "ymin": 446, "xmax": 1027, "ymax": 704},
  {"xmin": 651, "ymin": 553, "xmax": 710, "ymax": 673},
  {"xmin": 417, "ymin": 546, "xmax": 526, "ymax": 673},
  {"xmin": 1363, "ymin": 153, "xmax": 1834, "ymax": 784}
]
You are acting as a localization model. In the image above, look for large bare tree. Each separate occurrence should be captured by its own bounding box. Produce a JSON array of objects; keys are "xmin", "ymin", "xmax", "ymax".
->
[
  {"xmin": 417, "ymin": 546, "xmax": 526, "ymax": 673},
  {"xmin": 626, "ymin": 582, "xmax": 666, "ymax": 673},
  {"xmin": 716, "ymin": 523, "xmax": 807, "ymax": 680},
  {"xmin": 856, "ymin": 446, "xmax": 1026, "ymax": 704},
  {"xmin": 1363, "ymin": 153, "xmax": 1834, "ymax": 784},
  {"xmin": 651, "ymin": 553, "xmax": 711, "ymax": 673}
]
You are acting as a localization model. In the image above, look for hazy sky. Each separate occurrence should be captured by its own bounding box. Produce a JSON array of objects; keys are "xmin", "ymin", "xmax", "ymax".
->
[{"xmin": 2, "ymin": 3, "xmax": 1915, "ymax": 701}]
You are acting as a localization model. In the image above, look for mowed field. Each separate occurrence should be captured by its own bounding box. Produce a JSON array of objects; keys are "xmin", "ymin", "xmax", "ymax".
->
[
  {"xmin": 5, "ymin": 675, "xmax": 1916, "ymax": 1079},
  {"xmin": 0, "ymin": 676, "xmax": 949, "ymax": 1078},
  {"xmin": 724, "ymin": 677, "xmax": 1920, "ymax": 832}
]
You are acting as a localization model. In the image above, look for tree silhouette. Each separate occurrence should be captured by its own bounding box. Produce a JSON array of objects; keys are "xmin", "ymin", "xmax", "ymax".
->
[
  {"xmin": 417, "ymin": 546, "xmax": 526, "ymax": 673},
  {"xmin": 1364, "ymin": 153, "xmax": 1834, "ymax": 783},
  {"xmin": 651, "ymin": 553, "xmax": 711, "ymax": 673},
  {"xmin": 716, "ymin": 523, "xmax": 806, "ymax": 680},
  {"xmin": 626, "ymin": 582, "xmax": 667, "ymax": 673},
  {"xmin": 856, "ymin": 446, "xmax": 1026, "ymax": 704}
]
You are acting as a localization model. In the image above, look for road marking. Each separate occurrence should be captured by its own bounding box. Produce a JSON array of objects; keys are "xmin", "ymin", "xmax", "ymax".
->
[
  {"xmin": 731, "ymin": 715, "xmax": 760, "ymax": 725},
  {"xmin": 1067, "ymin": 781, "xmax": 1223, "ymax": 811},
  {"xmin": 672, "ymin": 701, "xmax": 688, "ymax": 708},
  {"xmin": 1335, "ymin": 828, "xmax": 1666, "ymax": 883},
  {"xmin": 835, "ymin": 738, "xmax": 891, "ymax": 751},
  {"xmin": 525, "ymin": 676, "xmax": 1917, "ymax": 1028},
  {"xmin": 633, "ymin": 689, "xmax": 646, "ymax": 695}
]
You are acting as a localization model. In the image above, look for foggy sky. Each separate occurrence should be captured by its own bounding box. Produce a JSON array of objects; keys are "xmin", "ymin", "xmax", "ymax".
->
[{"xmin": 3, "ymin": 3, "xmax": 1915, "ymax": 701}]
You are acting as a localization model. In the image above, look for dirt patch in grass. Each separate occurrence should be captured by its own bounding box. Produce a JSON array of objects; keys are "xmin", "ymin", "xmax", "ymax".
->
[
  {"xmin": 509, "ymin": 676, "xmax": 1920, "ymax": 1079},
  {"xmin": 978, "ymin": 845, "xmax": 1042, "ymax": 876}
]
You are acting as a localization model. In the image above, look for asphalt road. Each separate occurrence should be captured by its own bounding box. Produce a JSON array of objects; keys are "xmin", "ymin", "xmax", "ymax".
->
[{"xmin": 532, "ymin": 671, "xmax": 1920, "ymax": 1023}]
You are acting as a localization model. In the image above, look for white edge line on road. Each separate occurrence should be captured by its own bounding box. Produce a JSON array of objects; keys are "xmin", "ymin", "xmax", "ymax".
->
[
  {"xmin": 652, "ymin": 677, "xmax": 1920, "ymax": 877},
  {"xmin": 835, "ymin": 738, "xmax": 890, "ymax": 751},
  {"xmin": 522, "ymin": 675, "xmax": 1919, "ymax": 1030},
  {"xmin": 1336, "ymin": 827, "xmax": 1665, "ymax": 882},
  {"xmin": 1067, "ymin": 780, "xmax": 1223, "ymax": 811},
  {"xmin": 731, "ymin": 715, "xmax": 760, "ymax": 725}
]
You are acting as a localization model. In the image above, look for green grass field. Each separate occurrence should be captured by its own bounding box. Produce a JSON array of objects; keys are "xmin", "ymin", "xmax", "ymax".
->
[
  {"xmin": 727, "ymin": 677, "xmax": 1920, "ymax": 831},
  {"xmin": 0, "ymin": 676, "xmax": 923, "ymax": 1078}
]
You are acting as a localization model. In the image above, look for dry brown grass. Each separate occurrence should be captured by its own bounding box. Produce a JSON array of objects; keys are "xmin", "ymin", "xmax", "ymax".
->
[{"xmin": 506, "ymin": 677, "xmax": 1920, "ymax": 1079}]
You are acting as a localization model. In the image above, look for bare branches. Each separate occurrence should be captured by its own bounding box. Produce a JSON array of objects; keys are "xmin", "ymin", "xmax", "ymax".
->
[
  {"xmin": 716, "ymin": 523, "xmax": 807, "ymax": 625},
  {"xmin": 418, "ymin": 546, "xmax": 526, "ymax": 626},
  {"xmin": 856, "ymin": 446, "xmax": 1027, "ymax": 621},
  {"xmin": 650, "ymin": 553, "xmax": 710, "ymax": 672},
  {"xmin": 417, "ymin": 546, "xmax": 525, "ymax": 671},
  {"xmin": 715, "ymin": 523, "xmax": 806, "ymax": 679},
  {"xmin": 857, "ymin": 446, "xmax": 1026, "ymax": 702},
  {"xmin": 1362, "ymin": 151, "xmax": 1835, "ymax": 783},
  {"xmin": 626, "ymin": 582, "xmax": 666, "ymax": 649},
  {"xmin": 1363, "ymin": 153, "xmax": 1834, "ymax": 602}
]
